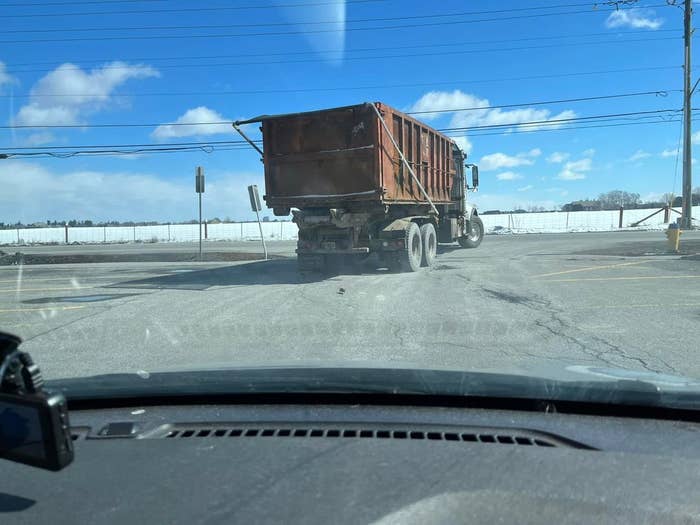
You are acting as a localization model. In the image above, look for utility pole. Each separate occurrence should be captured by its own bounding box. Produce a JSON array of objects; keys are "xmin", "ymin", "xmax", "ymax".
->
[{"xmin": 682, "ymin": 0, "xmax": 694, "ymax": 229}]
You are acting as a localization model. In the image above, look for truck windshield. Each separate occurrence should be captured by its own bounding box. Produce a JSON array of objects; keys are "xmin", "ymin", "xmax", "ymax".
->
[{"xmin": 1, "ymin": 0, "xmax": 698, "ymax": 402}]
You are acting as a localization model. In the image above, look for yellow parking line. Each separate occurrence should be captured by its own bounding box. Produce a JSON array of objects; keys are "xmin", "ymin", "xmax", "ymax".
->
[
  {"xmin": 533, "ymin": 259, "xmax": 652, "ymax": 278},
  {"xmin": 0, "ymin": 305, "xmax": 86, "ymax": 313},
  {"xmin": 574, "ymin": 303, "xmax": 700, "ymax": 310},
  {"xmin": 0, "ymin": 286, "xmax": 95, "ymax": 293},
  {"xmin": 545, "ymin": 275, "xmax": 700, "ymax": 283}
]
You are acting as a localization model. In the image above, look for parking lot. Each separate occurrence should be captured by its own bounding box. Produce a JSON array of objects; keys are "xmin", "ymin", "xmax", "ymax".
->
[{"xmin": 1, "ymin": 231, "xmax": 699, "ymax": 380}]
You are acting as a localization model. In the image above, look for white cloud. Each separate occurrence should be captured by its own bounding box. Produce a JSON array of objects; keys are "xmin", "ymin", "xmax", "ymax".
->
[
  {"xmin": 0, "ymin": 61, "xmax": 18, "ymax": 91},
  {"xmin": 408, "ymin": 90, "xmax": 576, "ymax": 146},
  {"xmin": 479, "ymin": 149, "xmax": 540, "ymax": 171},
  {"xmin": 24, "ymin": 132, "xmax": 56, "ymax": 146},
  {"xmin": 15, "ymin": 62, "xmax": 158, "ymax": 127},
  {"xmin": 495, "ymin": 171, "xmax": 523, "ymax": 181},
  {"xmin": 0, "ymin": 160, "xmax": 265, "ymax": 224},
  {"xmin": 661, "ymin": 148, "xmax": 679, "ymax": 158},
  {"xmin": 605, "ymin": 8, "xmax": 663, "ymax": 30},
  {"xmin": 451, "ymin": 135, "xmax": 473, "ymax": 155},
  {"xmin": 557, "ymin": 158, "xmax": 592, "ymax": 181},
  {"xmin": 692, "ymin": 131, "xmax": 700, "ymax": 144},
  {"xmin": 151, "ymin": 106, "xmax": 233, "ymax": 140},
  {"xmin": 517, "ymin": 185, "xmax": 534, "ymax": 192},
  {"xmin": 582, "ymin": 148, "xmax": 596, "ymax": 158},
  {"xmin": 547, "ymin": 151, "xmax": 569, "ymax": 163},
  {"xmin": 408, "ymin": 90, "xmax": 489, "ymax": 121},
  {"xmin": 627, "ymin": 149, "xmax": 651, "ymax": 162}
]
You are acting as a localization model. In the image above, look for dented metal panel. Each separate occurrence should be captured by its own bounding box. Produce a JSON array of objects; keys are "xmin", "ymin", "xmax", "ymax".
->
[{"xmin": 262, "ymin": 102, "xmax": 457, "ymax": 210}]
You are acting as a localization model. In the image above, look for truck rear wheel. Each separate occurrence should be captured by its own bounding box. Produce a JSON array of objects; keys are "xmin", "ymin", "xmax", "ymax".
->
[
  {"xmin": 458, "ymin": 217, "xmax": 484, "ymax": 249},
  {"xmin": 420, "ymin": 223, "xmax": 437, "ymax": 267},
  {"xmin": 397, "ymin": 222, "xmax": 423, "ymax": 272}
]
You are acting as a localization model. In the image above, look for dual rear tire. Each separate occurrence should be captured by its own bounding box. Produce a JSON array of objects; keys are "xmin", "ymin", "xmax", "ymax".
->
[{"xmin": 388, "ymin": 221, "xmax": 437, "ymax": 272}]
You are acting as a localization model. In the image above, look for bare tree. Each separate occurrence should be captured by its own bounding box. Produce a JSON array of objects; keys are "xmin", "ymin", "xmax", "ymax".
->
[{"xmin": 662, "ymin": 193, "xmax": 676, "ymax": 206}]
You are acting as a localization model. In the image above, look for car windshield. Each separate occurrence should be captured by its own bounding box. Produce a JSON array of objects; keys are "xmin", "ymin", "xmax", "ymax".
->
[{"xmin": 1, "ymin": 0, "xmax": 699, "ymax": 402}]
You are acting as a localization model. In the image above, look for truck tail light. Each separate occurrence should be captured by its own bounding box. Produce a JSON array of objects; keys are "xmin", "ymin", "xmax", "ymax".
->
[
  {"xmin": 393, "ymin": 239, "xmax": 404, "ymax": 248},
  {"xmin": 299, "ymin": 241, "xmax": 313, "ymax": 250}
]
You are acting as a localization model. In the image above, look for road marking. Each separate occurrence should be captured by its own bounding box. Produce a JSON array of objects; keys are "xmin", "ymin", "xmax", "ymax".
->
[
  {"xmin": 0, "ymin": 276, "xmax": 120, "ymax": 284},
  {"xmin": 574, "ymin": 303, "xmax": 700, "ymax": 310},
  {"xmin": 544, "ymin": 275, "xmax": 700, "ymax": 283},
  {"xmin": 0, "ymin": 286, "xmax": 95, "ymax": 293},
  {"xmin": 0, "ymin": 305, "xmax": 86, "ymax": 314},
  {"xmin": 532, "ymin": 259, "xmax": 655, "ymax": 278}
]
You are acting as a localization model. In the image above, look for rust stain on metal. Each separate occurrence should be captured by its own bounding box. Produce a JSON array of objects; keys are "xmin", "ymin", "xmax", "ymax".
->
[{"xmin": 262, "ymin": 102, "xmax": 457, "ymax": 211}]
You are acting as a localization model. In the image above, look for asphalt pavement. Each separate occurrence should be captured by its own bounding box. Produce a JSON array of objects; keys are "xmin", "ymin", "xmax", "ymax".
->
[{"xmin": 1, "ymin": 231, "xmax": 699, "ymax": 381}]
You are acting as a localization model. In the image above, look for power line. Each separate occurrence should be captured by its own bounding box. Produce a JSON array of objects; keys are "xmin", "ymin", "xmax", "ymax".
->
[
  {"xmin": 0, "ymin": 139, "xmax": 252, "ymax": 152},
  {"xmin": 2, "ymin": 6, "xmax": 598, "ymax": 33},
  {"xmin": 8, "ymin": 35, "xmax": 677, "ymax": 75},
  {"xmin": 0, "ymin": 0, "xmax": 174, "ymax": 5},
  {"xmin": 3, "ymin": 117, "xmax": 693, "ymax": 159},
  {"xmin": 438, "ymin": 108, "xmax": 681, "ymax": 133},
  {"xmin": 2, "ymin": 95, "xmax": 680, "ymax": 130},
  {"xmin": 2, "ymin": 3, "xmax": 662, "ymax": 34},
  {"xmin": 451, "ymin": 117, "xmax": 686, "ymax": 138},
  {"xmin": 2, "ymin": 109, "xmax": 691, "ymax": 160},
  {"xmin": 0, "ymin": 65, "xmax": 681, "ymax": 99},
  {"xmin": 409, "ymin": 90, "xmax": 675, "ymax": 115},
  {"xmin": 6, "ymin": 28, "xmax": 680, "ymax": 69},
  {"xmin": 6, "ymin": 113, "xmax": 699, "ymax": 159},
  {"xmin": 0, "ymin": 0, "xmax": 384, "ymax": 16},
  {"xmin": 0, "ymin": 4, "xmax": 670, "ymax": 44}
]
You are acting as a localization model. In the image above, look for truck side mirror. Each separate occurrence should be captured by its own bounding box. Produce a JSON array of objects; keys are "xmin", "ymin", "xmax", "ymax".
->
[{"xmin": 471, "ymin": 165, "xmax": 479, "ymax": 189}]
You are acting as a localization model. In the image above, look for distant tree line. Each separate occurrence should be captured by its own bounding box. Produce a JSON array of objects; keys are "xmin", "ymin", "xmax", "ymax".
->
[{"xmin": 561, "ymin": 188, "xmax": 700, "ymax": 212}]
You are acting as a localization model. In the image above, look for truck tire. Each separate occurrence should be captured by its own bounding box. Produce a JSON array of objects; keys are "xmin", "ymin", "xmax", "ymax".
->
[
  {"xmin": 419, "ymin": 223, "xmax": 437, "ymax": 267},
  {"xmin": 458, "ymin": 216, "xmax": 484, "ymax": 249},
  {"xmin": 397, "ymin": 222, "xmax": 423, "ymax": 272}
]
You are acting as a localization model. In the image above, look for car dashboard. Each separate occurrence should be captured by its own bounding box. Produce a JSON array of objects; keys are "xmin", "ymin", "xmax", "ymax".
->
[{"xmin": 3, "ymin": 401, "xmax": 700, "ymax": 524}]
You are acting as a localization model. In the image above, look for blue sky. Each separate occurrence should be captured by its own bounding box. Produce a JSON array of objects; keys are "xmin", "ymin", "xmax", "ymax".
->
[{"xmin": 0, "ymin": 0, "xmax": 696, "ymax": 223}]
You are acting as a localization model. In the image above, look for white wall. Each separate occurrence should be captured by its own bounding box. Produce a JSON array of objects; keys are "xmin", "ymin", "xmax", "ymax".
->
[{"xmin": 1, "ymin": 207, "xmax": 698, "ymax": 245}]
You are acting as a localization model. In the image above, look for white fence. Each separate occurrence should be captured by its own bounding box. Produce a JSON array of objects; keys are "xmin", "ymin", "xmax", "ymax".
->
[
  {"xmin": 0, "ymin": 221, "xmax": 299, "ymax": 245},
  {"xmin": 479, "ymin": 206, "xmax": 700, "ymax": 234},
  {"xmin": 1, "ymin": 207, "xmax": 698, "ymax": 245}
]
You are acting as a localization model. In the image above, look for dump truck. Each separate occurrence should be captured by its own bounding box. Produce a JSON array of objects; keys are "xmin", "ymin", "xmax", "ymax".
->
[{"xmin": 234, "ymin": 102, "xmax": 482, "ymax": 272}]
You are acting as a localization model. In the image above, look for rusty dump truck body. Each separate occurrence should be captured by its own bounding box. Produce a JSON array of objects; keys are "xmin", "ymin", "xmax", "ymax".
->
[
  {"xmin": 249, "ymin": 102, "xmax": 482, "ymax": 272},
  {"xmin": 262, "ymin": 102, "xmax": 455, "ymax": 212}
]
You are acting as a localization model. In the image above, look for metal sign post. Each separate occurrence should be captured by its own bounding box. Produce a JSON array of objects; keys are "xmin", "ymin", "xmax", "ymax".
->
[
  {"xmin": 247, "ymin": 184, "xmax": 268, "ymax": 260},
  {"xmin": 195, "ymin": 166, "xmax": 205, "ymax": 261}
]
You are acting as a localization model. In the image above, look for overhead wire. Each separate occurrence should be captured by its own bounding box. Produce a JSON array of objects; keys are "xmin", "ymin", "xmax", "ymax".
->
[
  {"xmin": 7, "ymin": 35, "xmax": 680, "ymax": 75},
  {"xmin": 0, "ymin": 4, "xmax": 671, "ymax": 44},
  {"xmin": 0, "ymin": 4, "xmax": 667, "ymax": 34},
  {"xmin": 0, "ymin": 92, "xmax": 681, "ymax": 130},
  {"xmin": 0, "ymin": 0, "xmax": 385, "ymax": 16},
  {"xmin": 0, "ymin": 65, "xmax": 682, "ymax": 99},
  {"xmin": 6, "ymin": 28, "xmax": 680, "ymax": 70},
  {"xmin": 3, "ymin": 109, "xmax": 694, "ymax": 159}
]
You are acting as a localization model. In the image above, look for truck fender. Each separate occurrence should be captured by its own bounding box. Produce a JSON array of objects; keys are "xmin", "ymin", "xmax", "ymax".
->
[
  {"xmin": 464, "ymin": 203, "xmax": 477, "ymax": 221},
  {"xmin": 378, "ymin": 216, "xmax": 431, "ymax": 237}
]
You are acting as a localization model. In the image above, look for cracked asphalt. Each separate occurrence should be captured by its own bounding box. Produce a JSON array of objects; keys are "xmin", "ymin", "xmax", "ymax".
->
[{"xmin": 1, "ymin": 231, "xmax": 699, "ymax": 380}]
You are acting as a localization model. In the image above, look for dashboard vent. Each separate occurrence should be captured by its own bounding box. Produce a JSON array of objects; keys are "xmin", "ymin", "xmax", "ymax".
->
[{"xmin": 159, "ymin": 426, "xmax": 561, "ymax": 448}]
